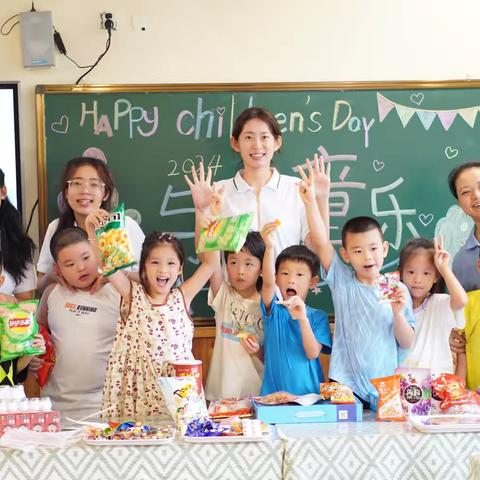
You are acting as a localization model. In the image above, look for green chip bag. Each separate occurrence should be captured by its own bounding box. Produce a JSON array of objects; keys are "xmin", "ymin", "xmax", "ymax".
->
[
  {"xmin": 96, "ymin": 203, "xmax": 135, "ymax": 276},
  {"xmin": 0, "ymin": 300, "xmax": 45, "ymax": 362},
  {"xmin": 196, "ymin": 212, "xmax": 254, "ymax": 253}
]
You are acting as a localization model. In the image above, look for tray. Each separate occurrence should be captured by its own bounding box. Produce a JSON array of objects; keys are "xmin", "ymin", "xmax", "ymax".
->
[
  {"xmin": 183, "ymin": 432, "xmax": 271, "ymax": 443},
  {"xmin": 84, "ymin": 435, "xmax": 175, "ymax": 446},
  {"xmin": 410, "ymin": 414, "xmax": 480, "ymax": 433}
]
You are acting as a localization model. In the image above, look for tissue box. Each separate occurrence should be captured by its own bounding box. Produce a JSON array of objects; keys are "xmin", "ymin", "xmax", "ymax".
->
[
  {"xmin": 253, "ymin": 398, "xmax": 363, "ymax": 424},
  {"xmin": 0, "ymin": 411, "xmax": 60, "ymax": 435}
]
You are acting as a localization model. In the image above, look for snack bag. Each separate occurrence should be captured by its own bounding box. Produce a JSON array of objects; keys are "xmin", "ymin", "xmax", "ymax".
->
[
  {"xmin": 196, "ymin": 212, "xmax": 254, "ymax": 253},
  {"xmin": 0, "ymin": 300, "xmax": 44, "ymax": 361},
  {"xmin": 208, "ymin": 397, "xmax": 253, "ymax": 418},
  {"xmin": 36, "ymin": 326, "xmax": 56, "ymax": 388},
  {"xmin": 255, "ymin": 391, "xmax": 297, "ymax": 405},
  {"xmin": 157, "ymin": 376, "xmax": 208, "ymax": 434},
  {"xmin": 375, "ymin": 271, "xmax": 400, "ymax": 302},
  {"xmin": 371, "ymin": 375, "xmax": 405, "ymax": 422},
  {"xmin": 432, "ymin": 373, "xmax": 480, "ymax": 414},
  {"xmin": 95, "ymin": 203, "xmax": 135, "ymax": 276},
  {"xmin": 395, "ymin": 367, "xmax": 431, "ymax": 416},
  {"xmin": 320, "ymin": 382, "xmax": 355, "ymax": 404}
]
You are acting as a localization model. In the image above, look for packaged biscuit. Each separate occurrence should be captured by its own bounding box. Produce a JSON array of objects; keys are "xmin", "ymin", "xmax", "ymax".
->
[
  {"xmin": 320, "ymin": 382, "xmax": 355, "ymax": 404},
  {"xmin": 196, "ymin": 212, "xmax": 254, "ymax": 253},
  {"xmin": 95, "ymin": 203, "xmax": 135, "ymax": 276},
  {"xmin": 371, "ymin": 375, "xmax": 405, "ymax": 422},
  {"xmin": 0, "ymin": 300, "xmax": 45, "ymax": 361}
]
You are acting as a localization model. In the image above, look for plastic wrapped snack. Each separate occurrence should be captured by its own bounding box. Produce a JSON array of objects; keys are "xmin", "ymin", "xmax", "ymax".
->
[
  {"xmin": 320, "ymin": 382, "xmax": 355, "ymax": 404},
  {"xmin": 432, "ymin": 373, "xmax": 480, "ymax": 415},
  {"xmin": 395, "ymin": 367, "xmax": 431, "ymax": 416},
  {"xmin": 95, "ymin": 203, "xmax": 135, "ymax": 276},
  {"xmin": 36, "ymin": 326, "xmax": 56, "ymax": 388},
  {"xmin": 255, "ymin": 391, "xmax": 297, "ymax": 405},
  {"xmin": 371, "ymin": 375, "xmax": 405, "ymax": 422},
  {"xmin": 375, "ymin": 271, "xmax": 400, "ymax": 302},
  {"xmin": 157, "ymin": 377, "xmax": 208, "ymax": 434},
  {"xmin": 0, "ymin": 300, "xmax": 44, "ymax": 362},
  {"xmin": 208, "ymin": 397, "xmax": 253, "ymax": 418},
  {"xmin": 196, "ymin": 212, "xmax": 254, "ymax": 253}
]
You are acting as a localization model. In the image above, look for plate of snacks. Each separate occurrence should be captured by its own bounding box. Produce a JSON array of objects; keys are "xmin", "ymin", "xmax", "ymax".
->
[
  {"xmin": 410, "ymin": 414, "xmax": 480, "ymax": 433},
  {"xmin": 183, "ymin": 417, "xmax": 271, "ymax": 443},
  {"xmin": 84, "ymin": 420, "xmax": 176, "ymax": 445}
]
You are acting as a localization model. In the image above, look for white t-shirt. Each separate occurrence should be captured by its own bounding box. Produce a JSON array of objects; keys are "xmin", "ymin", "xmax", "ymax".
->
[
  {"xmin": 401, "ymin": 294, "xmax": 465, "ymax": 373},
  {"xmin": 37, "ymin": 217, "xmax": 145, "ymax": 274},
  {"xmin": 205, "ymin": 282, "xmax": 263, "ymax": 400},
  {"xmin": 215, "ymin": 168, "xmax": 309, "ymax": 257},
  {"xmin": 0, "ymin": 263, "xmax": 36, "ymax": 295},
  {"xmin": 42, "ymin": 283, "xmax": 120, "ymax": 422}
]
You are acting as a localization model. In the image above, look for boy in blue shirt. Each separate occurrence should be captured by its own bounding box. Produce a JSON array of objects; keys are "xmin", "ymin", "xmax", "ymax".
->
[
  {"xmin": 297, "ymin": 160, "xmax": 416, "ymax": 402},
  {"xmin": 260, "ymin": 223, "xmax": 331, "ymax": 396}
]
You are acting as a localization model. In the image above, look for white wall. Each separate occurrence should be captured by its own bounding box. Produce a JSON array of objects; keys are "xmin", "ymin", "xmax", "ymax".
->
[{"xmin": 1, "ymin": 0, "xmax": 479, "ymax": 244}]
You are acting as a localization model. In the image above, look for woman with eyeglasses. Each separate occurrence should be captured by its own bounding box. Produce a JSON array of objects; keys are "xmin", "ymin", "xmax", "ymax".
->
[{"xmin": 37, "ymin": 157, "xmax": 145, "ymax": 293}]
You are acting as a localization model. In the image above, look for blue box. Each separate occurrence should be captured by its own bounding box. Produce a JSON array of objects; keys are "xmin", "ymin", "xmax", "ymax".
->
[{"xmin": 253, "ymin": 398, "xmax": 363, "ymax": 424}]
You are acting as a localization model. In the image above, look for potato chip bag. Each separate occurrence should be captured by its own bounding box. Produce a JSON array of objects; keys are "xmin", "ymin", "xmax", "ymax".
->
[
  {"xmin": 0, "ymin": 300, "xmax": 45, "ymax": 361},
  {"xmin": 95, "ymin": 203, "xmax": 135, "ymax": 276},
  {"xmin": 371, "ymin": 375, "xmax": 405, "ymax": 422},
  {"xmin": 157, "ymin": 376, "xmax": 208, "ymax": 434},
  {"xmin": 196, "ymin": 212, "xmax": 254, "ymax": 253}
]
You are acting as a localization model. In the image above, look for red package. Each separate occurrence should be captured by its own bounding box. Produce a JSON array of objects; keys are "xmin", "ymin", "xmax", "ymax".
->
[
  {"xmin": 208, "ymin": 397, "xmax": 252, "ymax": 418},
  {"xmin": 432, "ymin": 373, "xmax": 480, "ymax": 414},
  {"xmin": 37, "ymin": 326, "xmax": 55, "ymax": 388}
]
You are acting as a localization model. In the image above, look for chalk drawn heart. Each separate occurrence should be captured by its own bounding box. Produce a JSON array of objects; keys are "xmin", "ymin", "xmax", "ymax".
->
[
  {"xmin": 373, "ymin": 160, "xmax": 385, "ymax": 172},
  {"xmin": 410, "ymin": 92, "xmax": 424, "ymax": 106},
  {"xmin": 445, "ymin": 146, "xmax": 459, "ymax": 159},
  {"xmin": 419, "ymin": 213, "xmax": 434, "ymax": 227},
  {"xmin": 51, "ymin": 115, "xmax": 69, "ymax": 134},
  {"xmin": 216, "ymin": 107, "xmax": 226, "ymax": 116}
]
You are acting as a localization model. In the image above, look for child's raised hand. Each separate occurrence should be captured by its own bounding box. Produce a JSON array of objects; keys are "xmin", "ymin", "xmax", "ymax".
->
[
  {"xmin": 390, "ymin": 287, "xmax": 407, "ymax": 315},
  {"xmin": 433, "ymin": 235, "xmax": 450, "ymax": 274},
  {"xmin": 296, "ymin": 159, "xmax": 316, "ymax": 205},
  {"xmin": 260, "ymin": 221, "xmax": 280, "ymax": 249},
  {"xmin": 311, "ymin": 153, "xmax": 331, "ymax": 199},
  {"xmin": 277, "ymin": 295, "xmax": 307, "ymax": 321},
  {"xmin": 184, "ymin": 161, "xmax": 214, "ymax": 211},
  {"xmin": 210, "ymin": 183, "xmax": 225, "ymax": 216},
  {"xmin": 85, "ymin": 209, "xmax": 109, "ymax": 230}
]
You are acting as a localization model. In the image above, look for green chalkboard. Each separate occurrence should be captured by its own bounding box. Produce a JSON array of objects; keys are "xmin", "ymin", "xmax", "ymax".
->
[{"xmin": 36, "ymin": 81, "xmax": 478, "ymax": 321}]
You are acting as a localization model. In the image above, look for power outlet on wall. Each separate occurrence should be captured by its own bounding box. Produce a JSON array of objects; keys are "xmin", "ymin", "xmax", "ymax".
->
[
  {"xmin": 100, "ymin": 12, "xmax": 117, "ymax": 31},
  {"xmin": 132, "ymin": 16, "xmax": 151, "ymax": 32}
]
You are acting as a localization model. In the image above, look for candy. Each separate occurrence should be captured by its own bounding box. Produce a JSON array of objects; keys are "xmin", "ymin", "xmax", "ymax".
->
[
  {"xmin": 196, "ymin": 212, "xmax": 254, "ymax": 253},
  {"xmin": 95, "ymin": 203, "xmax": 135, "ymax": 276},
  {"xmin": 371, "ymin": 375, "xmax": 405, "ymax": 422},
  {"xmin": 85, "ymin": 421, "xmax": 174, "ymax": 441},
  {"xmin": 432, "ymin": 373, "xmax": 480, "ymax": 414},
  {"xmin": 0, "ymin": 300, "xmax": 45, "ymax": 362},
  {"xmin": 184, "ymin": 418, "xmax": 227, "ymax": 437},
  {"xmin": 375, "ymin": 271, "xmax": 400, "ymax": 302}
]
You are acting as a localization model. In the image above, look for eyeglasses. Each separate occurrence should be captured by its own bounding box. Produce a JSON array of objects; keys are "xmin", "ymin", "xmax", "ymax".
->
[{"xmin": 67, "ymin": 179, "xmax": 105, "ymax": 192}]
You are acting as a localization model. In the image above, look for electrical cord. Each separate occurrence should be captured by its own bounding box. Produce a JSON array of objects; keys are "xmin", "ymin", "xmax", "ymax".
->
[
  {"xmin": 25, "ymin": 199, "xmax": 38, "ymax": 236},
  {"xmin": 0, "ymin": 14, "xmax": 19, "ymax": 35},
  {"xmin": 75, "ymin": 27, "xmax": 112, "ymax": 84}
]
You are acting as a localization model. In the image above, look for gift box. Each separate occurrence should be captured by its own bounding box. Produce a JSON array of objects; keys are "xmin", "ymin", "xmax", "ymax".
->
[{"xmin": 253, "ymin": 398, "xmax": 363, "ymax": 424}]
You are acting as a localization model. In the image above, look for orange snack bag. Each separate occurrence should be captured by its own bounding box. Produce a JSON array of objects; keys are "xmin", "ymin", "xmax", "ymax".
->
[{"xmin": 371, "ymin": 375, "xmax": 405, "ymax": 422}]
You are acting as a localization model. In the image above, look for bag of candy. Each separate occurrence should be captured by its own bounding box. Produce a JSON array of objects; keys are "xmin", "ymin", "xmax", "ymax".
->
[
  {"xmin": 371, "ymin": 375, "xmax": 405, "ymax": 422},
  {"xmin": 196, "ymin": 212, "xmax": 254, "ymax": 253},
  {"xmin": 375, "ymin": 271, "xmax": 400, "ymax": 302},
  {"xmin": 0, "ymin": 300, "xmax": 45, "ymax": 361},
  {"xmin": 395, "ymin": 367, "xmax": 431, "ymax": 416},
  {"xmin": 36, "ymin": 326, "xmax": 56, "ymax": 388},
  {"xmin": 95, "ymin": 203, "xmax": 135, "ymax": 276},
  {"xmin": 157, "ymin": 376, "xmax": 208, "ymax": 434}
]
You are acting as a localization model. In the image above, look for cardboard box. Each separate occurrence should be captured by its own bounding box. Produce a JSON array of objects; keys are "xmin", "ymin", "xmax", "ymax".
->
[{"xmin": 253, "ymin": 399, "xmax": 363, "ymax": 424}]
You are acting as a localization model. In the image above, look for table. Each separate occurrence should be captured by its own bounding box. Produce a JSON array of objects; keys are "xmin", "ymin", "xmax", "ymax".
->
[
  {"xmin": 0, "ymin": 437, "xmax": 284, "ymax": 480},
  {"xmin": 278, "ymin": 413, "xmax": 480, "ymax": 480},
  {"xmin": 470, "ymin": 453, "xmax": 480, "ymax": 480}
]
